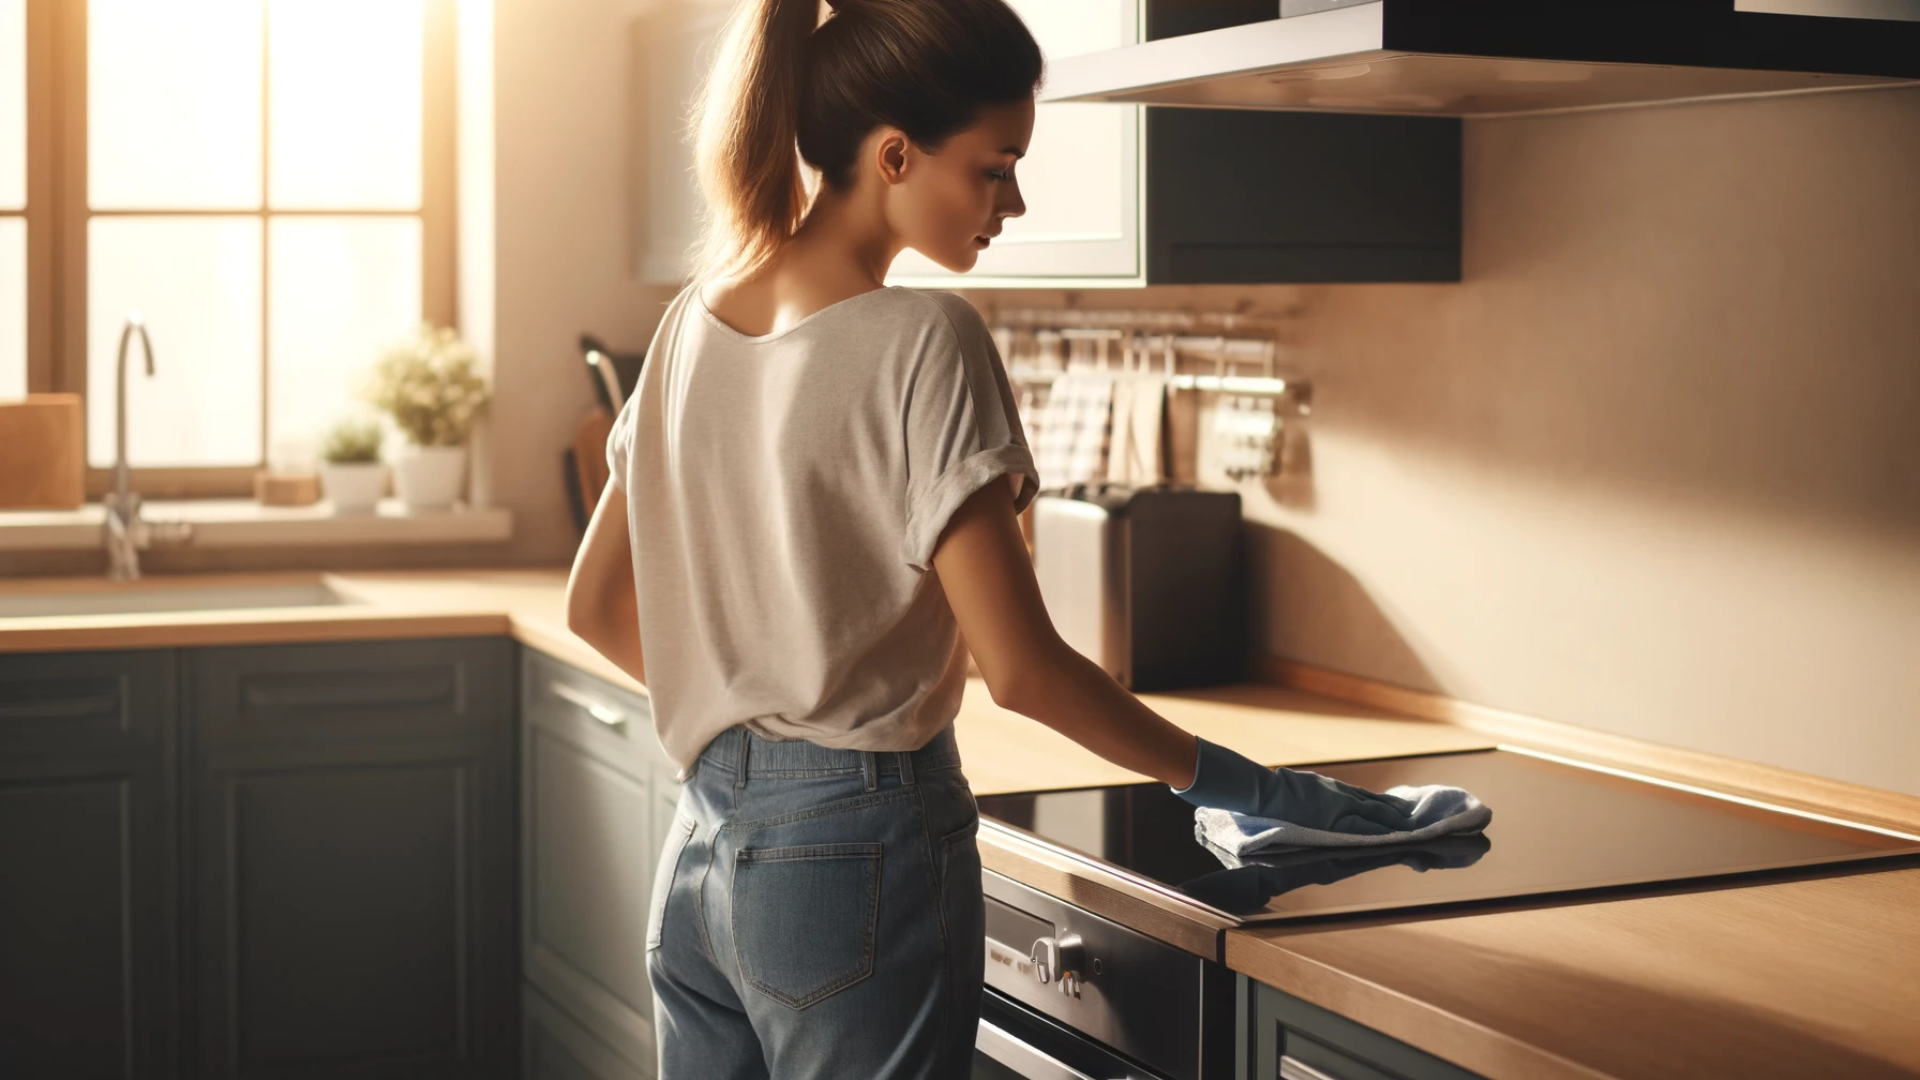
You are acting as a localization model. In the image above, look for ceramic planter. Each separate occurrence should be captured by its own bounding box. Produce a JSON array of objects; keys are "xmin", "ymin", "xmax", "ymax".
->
[
  {"xmin": 319, "ymin": 461, "xmax": 387, "ymax": 515},
  {"xmin": 393, "ymin": 444, "xmax": 468, "ymax": 511}
]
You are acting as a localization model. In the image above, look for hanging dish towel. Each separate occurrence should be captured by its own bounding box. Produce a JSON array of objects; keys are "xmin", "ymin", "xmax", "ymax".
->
[
  {"xmin": 1034, "ymin": 371, "xmax": 1115, "ymax": 488},
  {"xmin": 1195, "ymin": 784, "xmax": 1491, "ymax": 857},
  {"xmin": 1106, "ymin": 375, "xmax": 1168, "ymax": 485}
]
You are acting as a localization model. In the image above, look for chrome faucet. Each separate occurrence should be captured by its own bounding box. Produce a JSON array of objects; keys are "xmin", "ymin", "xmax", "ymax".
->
[{"xmin": 104, "ymin": 312, "xmax": 192, "ymax": 579}]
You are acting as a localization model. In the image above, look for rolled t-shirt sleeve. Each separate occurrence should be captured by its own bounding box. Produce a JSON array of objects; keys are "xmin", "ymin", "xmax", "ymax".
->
[{"xmin": 899, "ymin": 292, "xmax": 1042, "ymax": 572}]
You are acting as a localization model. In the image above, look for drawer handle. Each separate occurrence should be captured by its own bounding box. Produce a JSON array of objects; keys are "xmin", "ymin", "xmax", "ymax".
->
[
  {"xmin": 1280, "ymin": 1055, "xmax": 1344, "ymax": 1080},
  {"xmin": 549, "ymin": 681, "xmax": 627, "ymax": 729},
  {"xmin": 0, "ymin": 693, "xmax": 120, "ymax": 722}
]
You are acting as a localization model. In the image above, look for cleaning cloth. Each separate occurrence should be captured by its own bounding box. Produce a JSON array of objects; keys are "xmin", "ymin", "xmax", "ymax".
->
[
  {"xmin": 1178, "ymin": 834, "xmax": 1492, "ymax": 915},
  {"xmin": 1194, "ymin": 783, "xmax": 1492, "ymax": 858}
]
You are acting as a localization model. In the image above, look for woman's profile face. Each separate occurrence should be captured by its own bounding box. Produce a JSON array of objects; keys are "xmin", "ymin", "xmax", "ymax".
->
[{"xmin": 882, "ymin": 96, "xmax": 1035, "ymax": 273}]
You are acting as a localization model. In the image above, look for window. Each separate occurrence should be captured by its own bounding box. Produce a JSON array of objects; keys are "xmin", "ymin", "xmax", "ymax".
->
[
  {"xmin": 1, "ymin": 0, "xmax": 25, "ymax": 399},
  {"xmin": 16, "ymin": 0, "xmax": 455, "ymax": 498}
]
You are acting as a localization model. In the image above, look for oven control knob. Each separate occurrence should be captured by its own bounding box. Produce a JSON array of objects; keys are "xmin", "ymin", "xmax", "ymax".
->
[
  {"xmin": 1029, "ymin": 934, "xmax": 1087, "ymax": 998},
  {"xmin": 1028, "ymin": 937, "xmax": 1055, "ymax": 985}
]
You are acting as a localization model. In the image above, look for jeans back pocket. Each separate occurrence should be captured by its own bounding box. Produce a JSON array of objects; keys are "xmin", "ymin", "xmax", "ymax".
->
[{"xmin": 731, "ymin": 842, "xmax": 882, "ymax": 1009}]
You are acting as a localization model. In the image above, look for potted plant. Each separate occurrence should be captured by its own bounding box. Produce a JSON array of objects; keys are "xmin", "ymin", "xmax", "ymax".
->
[
  {"xmin": 317, "ymin": 415, "xmax": 388, "ymax": 515},
  {"xmin": 359, "ymin": 323, "xmax": 491, "ymax": 512}
]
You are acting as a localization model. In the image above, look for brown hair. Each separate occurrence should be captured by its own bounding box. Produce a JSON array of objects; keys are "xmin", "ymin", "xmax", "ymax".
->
[{"xmin": 690, "ymin": 0, "xmax": 1044, "ymax": 280}]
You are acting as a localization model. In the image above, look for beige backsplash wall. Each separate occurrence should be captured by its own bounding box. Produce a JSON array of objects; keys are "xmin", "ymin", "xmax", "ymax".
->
[{"xmin": 965, "ymin": 84, "xmax": 1920, "ymax": 797}]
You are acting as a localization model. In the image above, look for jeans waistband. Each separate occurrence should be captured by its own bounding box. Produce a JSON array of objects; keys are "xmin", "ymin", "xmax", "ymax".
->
[{"xmin": 694, "ymin": 723, "xmax": 961, "ymax": 786}]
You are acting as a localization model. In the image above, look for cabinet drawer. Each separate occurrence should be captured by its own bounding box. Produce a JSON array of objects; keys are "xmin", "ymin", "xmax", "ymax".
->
[
  {"xmin": 0, "ymin": 648, "xmax": 173, "ymax": 755},
  {"xmin": 1250, "ymin": 979, "xmax": 1487, "ymax": 1080},
  {"xmin": 189, "ymin": 637, "xmax": 510, "ymax": 748},
  {"xmin": 521, "ymin": 647, "xmax": 658, "ymax": 774}
]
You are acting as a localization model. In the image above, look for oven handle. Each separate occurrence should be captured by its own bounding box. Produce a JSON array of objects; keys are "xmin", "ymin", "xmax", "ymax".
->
[{"xmin": 977, "ymin": 1017, "xmax": 1110, "ymax": 1080}]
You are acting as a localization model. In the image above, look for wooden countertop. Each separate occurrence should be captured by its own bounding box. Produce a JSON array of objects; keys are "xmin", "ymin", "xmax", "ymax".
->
[
  {"xmin": 0, "ymin": 568, "xmax": 1494, "ymax": 796},
  {"xmin": 1228, "ymin": 864, "xmax": 1920, "ymax": 1080},
  {"xmin": 7, "ymin": 567, "xmax": 1917, "ymax": 1078}
]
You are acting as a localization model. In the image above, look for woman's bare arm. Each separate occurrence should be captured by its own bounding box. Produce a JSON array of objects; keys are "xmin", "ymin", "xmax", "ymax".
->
[
  {"xmin": 930, "ymin": 478, "xmax": 1198, "ymax": 790},
  {"xmin": 565, "ymin": 480, "xmax": 648, "ymax": 687}
]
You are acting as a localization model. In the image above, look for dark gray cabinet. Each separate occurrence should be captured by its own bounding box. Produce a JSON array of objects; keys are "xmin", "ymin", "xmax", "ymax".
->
[
  {"xmin": 0, "ymin": 648, "xmax": 180, "ymax": 1080},
  {"xmin": 1138, "ymin": 0, "xmax": 1461, "ymax": 286},
  {"xmin": 1245, "ymin": 977, "xmax": 1486, "ymax": 1080},
  {"xmin": 185, "ymin": 636, "xmax": 517, "ymax": 1080},
  {"xmin": 519, "ymin": 648, "xmax": 679, "ymax": 1077},
  {"xmin": 1146, "ymin": 108, "xmax": 1461, "ymax": 285}
]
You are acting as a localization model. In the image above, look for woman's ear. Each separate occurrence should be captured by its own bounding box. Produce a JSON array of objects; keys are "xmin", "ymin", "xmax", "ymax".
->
[{"xmin": 875, "ymin": 129, "xmax": 912, "ymax": 186}]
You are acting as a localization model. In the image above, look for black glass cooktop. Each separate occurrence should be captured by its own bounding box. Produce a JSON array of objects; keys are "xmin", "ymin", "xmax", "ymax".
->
[{"xmin": 974, "ymin": 749, "xmax": 1920, "ymax": 923}]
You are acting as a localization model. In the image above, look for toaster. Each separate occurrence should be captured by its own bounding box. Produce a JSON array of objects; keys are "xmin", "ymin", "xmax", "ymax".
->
[{"xmin": 1031, "ymin": 482, "xmax": 1247, "ymax": 692}]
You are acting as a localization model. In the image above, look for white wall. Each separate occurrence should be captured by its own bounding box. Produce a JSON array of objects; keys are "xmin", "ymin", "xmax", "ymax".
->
[{"xmin": 481, "ymin": 0, "xmax": 682, "ymax": 561}]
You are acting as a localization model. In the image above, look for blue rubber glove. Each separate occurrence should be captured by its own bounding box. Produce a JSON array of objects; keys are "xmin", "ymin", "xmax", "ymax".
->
[{"xmin": 1169, "ymin": 737, "xmax": 1423, "ymax": 836}]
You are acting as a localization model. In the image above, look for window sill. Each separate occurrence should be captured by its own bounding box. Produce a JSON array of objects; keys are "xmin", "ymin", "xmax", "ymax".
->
[{"xmin": 0, "ymin": 499, "xmax": 514, "ymax": 552}]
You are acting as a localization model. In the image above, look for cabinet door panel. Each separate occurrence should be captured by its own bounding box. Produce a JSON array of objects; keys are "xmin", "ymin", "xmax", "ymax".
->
[
  {"xmin": 194, "ymin": 761, "xmax": 488, "ymax": 1078},
  {"xmin": 527, "ymin": 729, "xmax": 657, "ymax": 1023},
  {"xmin": 521, "ymin": 647, "xmax": 668, "ymax": 1071},
  {"xmin": 0, "ymin": 776, "xmax": 171, "ymax": 1078},
  {"xmin": 628, "ymin": 0, "xmax": 731, "ymax": 285},
  {"xmin": 0, "ymin": 649, "xmax": 177, "ymax": 1080},
  {"xmin": 523, "ymin": 985, "xmax": 648, "ymax": 1080},
  {"xmin": 886, "ymin": 0, "xmax": 1143, "ymax": 285},
  {"xmin": 189, "ymin": 637, "xmax": 514, "ymax": 1080}
]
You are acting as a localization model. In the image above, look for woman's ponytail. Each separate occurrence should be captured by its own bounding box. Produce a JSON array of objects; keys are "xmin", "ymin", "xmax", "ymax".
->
[
  {"xmin": 691, "ymin": 0, "xmax": 819, "ymax": 281},
  {"xmin": 690, "ymin": 0, "xmax": 1043, "ymax": 282}
]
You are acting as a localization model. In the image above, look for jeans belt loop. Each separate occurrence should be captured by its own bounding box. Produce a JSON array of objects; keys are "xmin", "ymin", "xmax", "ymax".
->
[
  {"xmin": 897, "ymin": 750, "xmax": 916, "ymax": 787},
  {"xmin": 861, "ymin": 750, "xmax": 879, "ymax": 792},
  {"xmin": 735, "ymin": 728, "xmax": 750, "ymax": 790}
]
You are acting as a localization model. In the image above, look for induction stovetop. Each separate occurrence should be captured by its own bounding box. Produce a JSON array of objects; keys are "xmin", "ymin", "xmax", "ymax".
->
[{"xmin": 974, "ymin": 748, "xmax": 1920, "ymax": 924}]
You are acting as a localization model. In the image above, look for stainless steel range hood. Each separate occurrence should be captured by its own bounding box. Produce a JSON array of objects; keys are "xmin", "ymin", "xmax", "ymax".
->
[{"xmin": 1039, "ymin": 1, "xmax": 1920, "ymax": 118}]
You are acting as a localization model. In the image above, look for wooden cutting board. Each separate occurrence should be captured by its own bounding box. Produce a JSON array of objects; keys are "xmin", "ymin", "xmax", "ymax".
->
[
  {"xmin": 572, "ymin": 408, "xmax": 614, "ymax": 509},
  {"xmin": 0, "ymin": 394, "xmax": 86, "ymax": 509}
]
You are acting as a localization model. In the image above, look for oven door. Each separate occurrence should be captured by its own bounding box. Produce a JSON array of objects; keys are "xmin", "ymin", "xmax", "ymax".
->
[{"xmin": 974, "ymin": 989, "xmax": 1176, "ymax": 1080}]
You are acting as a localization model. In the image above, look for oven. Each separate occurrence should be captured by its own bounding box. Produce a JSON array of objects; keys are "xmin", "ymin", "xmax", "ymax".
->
[{"xmin": 969, "ymin": 871, "xmax": 1237, "ymax": 1080}]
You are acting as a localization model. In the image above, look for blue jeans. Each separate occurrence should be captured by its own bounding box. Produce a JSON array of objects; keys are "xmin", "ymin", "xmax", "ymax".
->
[{"xmin": 647, "ymin": 723, "xmax": 984, "ymax": 1079}]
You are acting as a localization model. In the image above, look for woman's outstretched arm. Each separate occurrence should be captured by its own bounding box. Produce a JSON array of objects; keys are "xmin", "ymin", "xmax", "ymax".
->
[{"xmin": 930, "ymin": 477, "xmax": 1198, "ymax": 790}]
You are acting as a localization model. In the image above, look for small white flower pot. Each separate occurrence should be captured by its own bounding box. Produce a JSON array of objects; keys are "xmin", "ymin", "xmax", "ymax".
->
[
  {"xmin": 393, "ymin": 444, "xmax": 468, "ymax": 511},
  {"xmin": 320, "ymin": 461, "xmax": 388, "ymax": 515}
]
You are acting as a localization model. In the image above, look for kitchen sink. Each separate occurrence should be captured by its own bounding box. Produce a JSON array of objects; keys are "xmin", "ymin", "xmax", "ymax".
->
[{"xmin": 0, "ymin": 579, "xmax": 360, "ymax": 618}]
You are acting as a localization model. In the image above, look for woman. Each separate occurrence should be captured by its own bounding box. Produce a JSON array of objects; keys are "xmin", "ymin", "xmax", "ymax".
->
[{"xmin": 564, "ymin": 0, "xmax": 1431, "ymax": 1075}]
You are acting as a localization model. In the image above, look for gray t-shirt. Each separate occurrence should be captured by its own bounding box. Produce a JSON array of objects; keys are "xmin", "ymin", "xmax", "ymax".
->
[{"xmin": 606, "ymin": 282, "xmax": 1041, "ymax": 777}]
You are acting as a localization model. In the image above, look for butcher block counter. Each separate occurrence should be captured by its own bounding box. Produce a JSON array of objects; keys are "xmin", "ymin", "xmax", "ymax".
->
[
  {"xmin": 5, "ymin": 567, "xmax": 1918, "ymax": 1080},
  {"xmin": 0, "ymin": 568, "xmax": 1496, "ymax": 792}
]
